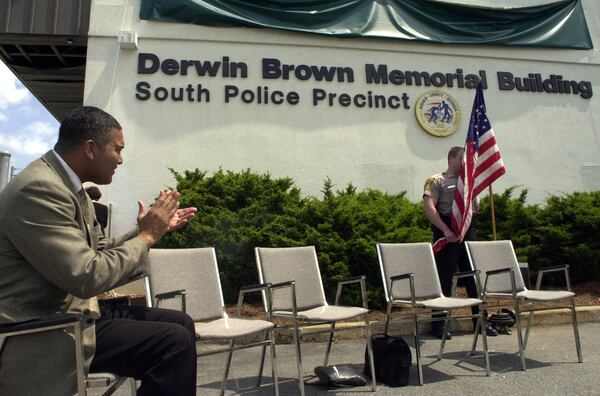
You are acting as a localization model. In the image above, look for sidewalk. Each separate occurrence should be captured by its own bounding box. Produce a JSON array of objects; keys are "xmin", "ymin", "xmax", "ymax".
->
[{"xmin": 92, "ymin": 321, "xmax": 600, "ymax": 395}]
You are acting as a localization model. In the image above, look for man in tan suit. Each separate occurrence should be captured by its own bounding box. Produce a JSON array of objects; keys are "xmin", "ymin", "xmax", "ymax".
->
[{"xmin": 0, "ymin": 106, "xmax": 197, "ymax": 395}]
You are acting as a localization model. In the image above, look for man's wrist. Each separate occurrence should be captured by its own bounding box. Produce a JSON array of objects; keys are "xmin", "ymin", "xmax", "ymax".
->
[{"xmin": 138, "ymin": 232, "xmax": 157, "ymax": 247}]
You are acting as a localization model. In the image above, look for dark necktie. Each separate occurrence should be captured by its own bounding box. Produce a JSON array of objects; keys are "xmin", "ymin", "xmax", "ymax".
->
[{"xmin": 78, "ymin": 189, "xmax": 91, "ymax": 237}]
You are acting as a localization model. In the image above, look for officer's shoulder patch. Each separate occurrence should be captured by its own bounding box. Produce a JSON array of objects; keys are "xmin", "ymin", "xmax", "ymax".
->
[{"xmin": 424, "ymin": 173, "xmax": 442, "ymax": 193}]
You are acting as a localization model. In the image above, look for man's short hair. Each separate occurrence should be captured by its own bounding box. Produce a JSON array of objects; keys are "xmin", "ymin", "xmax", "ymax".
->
[
  {"xmin": 56, "ymin": 106, "xmax": 121, "ymax": 152},
  {"xmin": 448, "ymin": 146, "xmax": 464, "ymax": 160}
]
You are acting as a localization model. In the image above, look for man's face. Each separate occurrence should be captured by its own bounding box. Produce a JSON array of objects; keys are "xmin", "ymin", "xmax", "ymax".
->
[
  {"xmin": 89, "ymin": 127, "xmax": 124, "ymax": 184},
  {"xmin": 449, "ymin": 149, "xmax": 464, "ymax": 174}
]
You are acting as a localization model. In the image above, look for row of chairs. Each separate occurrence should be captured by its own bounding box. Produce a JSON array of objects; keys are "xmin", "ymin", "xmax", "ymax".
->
[
  {"xmin": 145, "ymin": 240, "xmax": 583, "ymax": 395},
  {"xmin": 0, "ymin": 240, "xmax": 582, "ymax": 395}
]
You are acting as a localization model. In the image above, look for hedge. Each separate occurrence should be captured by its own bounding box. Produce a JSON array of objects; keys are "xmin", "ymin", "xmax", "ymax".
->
[{"xmin": 157, "ymin": 169, "xmax": 600, "ymax": 308}]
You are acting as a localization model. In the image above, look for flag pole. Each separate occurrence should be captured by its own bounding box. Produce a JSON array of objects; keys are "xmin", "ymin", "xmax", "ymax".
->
[{"xmin": 489, "ymin": 184, "xmax": 497, "ymax": 240}]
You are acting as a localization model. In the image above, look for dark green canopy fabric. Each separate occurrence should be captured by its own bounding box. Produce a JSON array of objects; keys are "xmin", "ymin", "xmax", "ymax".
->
[{"xmin": 140, "ymin": 0, "xmax": 593, "ymax": 49}]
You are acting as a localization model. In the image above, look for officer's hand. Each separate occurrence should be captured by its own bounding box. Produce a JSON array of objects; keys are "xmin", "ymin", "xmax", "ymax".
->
[{"xmin": 444, "ymin": 229, "xmax": 458, "ymax": 243}]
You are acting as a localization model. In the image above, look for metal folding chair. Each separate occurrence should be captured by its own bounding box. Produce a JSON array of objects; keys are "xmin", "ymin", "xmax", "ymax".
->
[
  {"xmin": 466, "ymin": 240, "xmax": 583, "ymax": 370},
  {"xmin": 146, "ymin": 247, "xmax": 279, "ymax": 396},
  {"xmin": 0, "ymin": 313, "xmax": 135, "ymax": 395},
  {"xmin": 255, "ymin": 246, "xmax": 376, "ymax": 396},
  {"xmin": 377, "ymin": 242, "xmax": 490, "ymax": 385}
]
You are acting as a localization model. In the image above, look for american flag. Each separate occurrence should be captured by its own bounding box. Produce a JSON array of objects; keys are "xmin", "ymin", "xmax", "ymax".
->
[{"xmin": 433, "ymin": 83, "xmax": 506, "ymax": 254}]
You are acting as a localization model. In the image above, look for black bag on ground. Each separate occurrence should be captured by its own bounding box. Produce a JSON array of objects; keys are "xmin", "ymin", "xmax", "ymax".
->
[{"xmin": 364, "ymin": 334, "xmax": 412, "ymax": 387}]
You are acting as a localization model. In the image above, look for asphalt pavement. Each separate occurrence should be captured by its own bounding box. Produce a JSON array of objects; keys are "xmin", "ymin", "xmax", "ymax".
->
[{"xmin": 91, "ymin": 321, "xmax": 599, "ymax": 395}]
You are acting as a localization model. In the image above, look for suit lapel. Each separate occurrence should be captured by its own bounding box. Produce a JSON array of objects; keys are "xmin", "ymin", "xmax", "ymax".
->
[{"xmin": 41, "ymin": 151, "xmax": 92, "ymax": 245}]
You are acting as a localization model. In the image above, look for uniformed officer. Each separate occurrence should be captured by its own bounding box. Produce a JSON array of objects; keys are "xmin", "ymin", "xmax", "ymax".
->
[{"xmin": 423, "ymin": 146, "xmax": 497, "ymax": 339}]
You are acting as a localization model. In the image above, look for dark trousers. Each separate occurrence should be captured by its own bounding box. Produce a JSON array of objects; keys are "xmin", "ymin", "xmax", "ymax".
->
[
  {"xmin": 431, "ymin": 214, "xmax": 479, "ymax": 331},
  {"xmin": 89, "ymin": 305, "xmax": 197, "ymax": 396}
]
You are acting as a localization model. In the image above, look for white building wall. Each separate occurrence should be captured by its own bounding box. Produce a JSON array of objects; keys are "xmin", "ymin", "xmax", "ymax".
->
[{"xmin": 85, "ymin": 0, "xmax": 600, "ymax": 236}]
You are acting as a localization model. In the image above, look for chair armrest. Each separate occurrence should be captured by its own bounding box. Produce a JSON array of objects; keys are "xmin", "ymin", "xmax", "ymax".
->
[
  {"xmin": 155, "ymin": 289, "xmax": 186, "ymax": 300},
  {"xmin": 236, "ymin": 283, "xmax": 273, "ymax": 318},
  {"xmin": 485, "ymin": 267, "xmax": 513, "ymax": 276},
  {"xmin": 155, "ymin": 289, "xmax": 187, "ymax": 313},
  {"xmin": 389, "ymin": 272, "xmax": 416, "ymax": 305},
  {"xmin": 538, "ymin": 264, "xmax": 569, "ymax": 273},
  {"xmin": 337, "ymin": 275, "xmax": 366, "ymax": 286},
  {"xmin": 483, "ymin": 267, "xmax": 518, "ymax": 297},
  {"xmin": 239, "ymin": 283, "xmax": 272, "ymax": 293},
  {"xmin": 535, "ymin": 264, "xmax": 571, "ymax": 291},
  {"xmin": 390, "ymin": 273, "xmax": 413, "ymax": 282},
  {"xmin": 0, "ymin": 313, "xmax": 82, "ymax": 336},
  {"xmin": 454, "ymin": 270, "xmax": 480, "ymax": 279},
  {"xmin": 452, "ymin": 270, "xmax": 483, "ymax": 297},
  {"xmin": 259, "ymin": 281, "xmax": 299, "ymax": 320},
  {"xmin": 270, "ymin": 280, "xmax": 295, "ymax": 289},
  {"xmin": 334, "ymin": 275, "xmax": 368, "ymax": 308}
]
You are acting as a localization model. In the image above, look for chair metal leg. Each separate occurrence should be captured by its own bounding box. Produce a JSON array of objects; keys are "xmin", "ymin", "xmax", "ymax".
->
[
  {"xmin": 469, "ymin": 316, "xmax": 481, "ymax": 356},
  {"xmin": 364, "ymin": 312, "xmax": 377, "ymax": 392},
  {"xmin": 480, "ymin": 313, "xmax": 490, "ymax": 377},
  {"xmin": 129, "ymin": 378, "xmax": 137, "ymax": 395},
  {"xmin": 256, "ymin": 333, "xmax": 269, "ymax": 387},
  {"xmin": 269, "ymin": 329, "xmax": 280, "ymax": 396},
  {"xmin": 384, "ymin": 301, "xmax": 393, "ymax": 335},
  {"xmin": 437, "ymin": 315, "xmax": 450, "ymax": 360},
  {"xmin": 292, "ymin": 318, "xmax": 305, "ymax": 396},
  {"xmin": 570, "ymin": 298, "xmax": 583, "ymax": 363},
  {"xmin": 73, "ymin": 324, "xmax": 87, "ymax": 396},
  {"xmin": 324, "ymin": 322, "xmax": 336, "ymax": 366},
  {"xmin": 412, "ymin": 308, "xmax": 423, "ymax": 386},
  {"xmin": 220, "ymin": 340, "xmax": 235, "ymax": 396},
  {"xmin": 513, "ymin": 301, "xmax": 527, "ymax": 371},
  {"xmin": 523, "ymin": 309, "xmax": 535, "ymax": 350}
]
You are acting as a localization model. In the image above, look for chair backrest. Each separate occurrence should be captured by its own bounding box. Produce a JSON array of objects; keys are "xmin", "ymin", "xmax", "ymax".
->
[
  {"xmin": 255, "ymin": 246, "xmax": 327, "ymax": 312},
  {"xmin": 465, "ymin": 240, "xmax": 526, "ymax": 294},
  {"xmin": 377, "ymin": 242, "xmax": 443, "ymax": 301},
  {"xmin": 147, "ymin": 248, "xmax": 225, "ymax": 321}
]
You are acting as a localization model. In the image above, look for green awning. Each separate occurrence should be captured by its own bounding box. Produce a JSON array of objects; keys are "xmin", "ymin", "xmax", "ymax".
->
[{"xmin": 140, "ymin": 0, "xmax": 592, "ymax": 50}]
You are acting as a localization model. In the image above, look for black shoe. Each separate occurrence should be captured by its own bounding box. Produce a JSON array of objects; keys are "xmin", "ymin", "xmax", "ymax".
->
[
  {"xmin": 432, "ymin": 327, "xmax": 452, "ymax": 340},
  {"xmin": 485, "ymin": 324, "xmax": 498, "ymax": 337}
]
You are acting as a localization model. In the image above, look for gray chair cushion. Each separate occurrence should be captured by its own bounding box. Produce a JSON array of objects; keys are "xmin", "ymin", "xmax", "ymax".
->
[
  {"xmin": 392, "ymin": 296, "xmax": 483, "ymax": 310},
  {"xmin": 274, "ymin": 305, "xmax": 368, "ymax": 322},
  {"xmin": 487, "ymin": 289, "xmax": 575, "ymax": 301},
  {"xmin": 195, "ymin": 318, "xmax": 274, "ymax": 340}
]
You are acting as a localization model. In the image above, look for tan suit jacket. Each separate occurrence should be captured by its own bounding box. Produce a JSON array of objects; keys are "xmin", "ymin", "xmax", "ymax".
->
[{"xmin": 0, "ymin": 151, "xmax": 149, "ymax": 370}]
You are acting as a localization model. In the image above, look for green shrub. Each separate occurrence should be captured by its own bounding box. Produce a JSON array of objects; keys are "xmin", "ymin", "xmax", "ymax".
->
[
  {"xmin": 159, "ymin": 170, "xmax": 430, "ymax": 307},
  {"xmin": 159, "ymin": 169, "xmax": 600, "ymax": 307},
  {"xmin": 477, "ymin": 188, "xmax": 600, "ymax": 286},
  {"xmin": 159, "ymin": 168, "xmax": 308, "ymax": 303}
]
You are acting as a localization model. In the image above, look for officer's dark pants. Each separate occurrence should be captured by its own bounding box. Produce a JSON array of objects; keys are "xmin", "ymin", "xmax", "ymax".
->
[
  {"xmin": 431, "ymin": 214, "xmax": 479, "ymax": 333},
  {"xmin": 90, "ymin": 305, "xmax": 197, "ymax": 396}
]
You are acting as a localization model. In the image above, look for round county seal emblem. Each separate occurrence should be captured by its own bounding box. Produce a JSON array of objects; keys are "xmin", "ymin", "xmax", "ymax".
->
[{"xmin": 415, "ymin": 90, "xmax": 461, "ymax": 137}]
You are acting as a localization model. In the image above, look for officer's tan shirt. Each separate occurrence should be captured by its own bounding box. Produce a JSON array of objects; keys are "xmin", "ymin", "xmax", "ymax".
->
[
  {"xmin": 424, "ymin": 171, "xmax": 479, "ymax": 216},
  {"xmin": 424, "ymin": 171, "xmax": 457, "ymax": 216}
]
